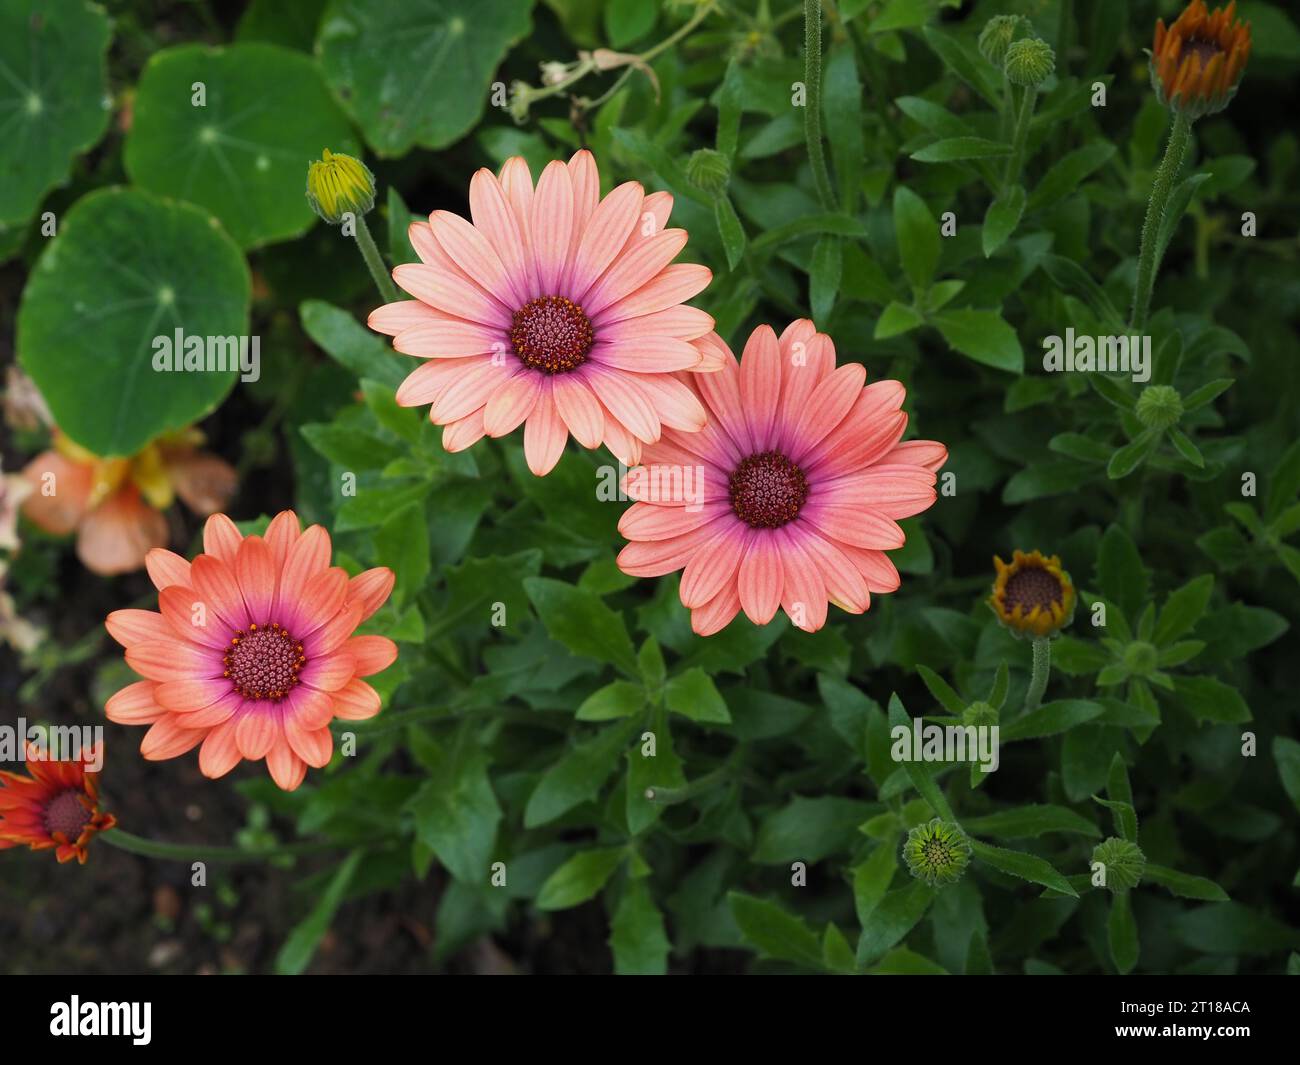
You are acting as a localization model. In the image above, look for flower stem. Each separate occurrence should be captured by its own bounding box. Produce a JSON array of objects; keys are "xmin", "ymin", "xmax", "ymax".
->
[
  {"xmin": 1024, "ymin": 637, "xmax": 1052, "ymax": 712},
  {"xmin": 802, "ymin": 0, "xmax": 837, "ymax": 210},
  {"xmin": 1003, "ymin": 83, "xmax": 1037, "ymax": 191},
  {"xmin": 353, "ymin": 213, "xmax": 398, "ymax": 305},
  {"xmin": 102, "ymin": 828, "xmax": 353, "ymax": 863},
  {"xmin": 1130, "ymin": 110, "xmax": 1193, "ymax": 330}
]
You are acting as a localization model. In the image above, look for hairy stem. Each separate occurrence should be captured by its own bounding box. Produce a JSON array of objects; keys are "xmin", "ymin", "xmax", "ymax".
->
[
  {"xmin": 353, "ymin": 213, "xmax": 398, "ymax": 304},
  {"xmin": 1130, "ymin": 110, "xmax": 1193, "ymax": 330},
  {"xmin": 803, "ymin": 0, "xmax": 837, "ymax": 210},
  {"xmin": 1024, "ymin": 637, "xmax": 1052, "ymax": 712}
]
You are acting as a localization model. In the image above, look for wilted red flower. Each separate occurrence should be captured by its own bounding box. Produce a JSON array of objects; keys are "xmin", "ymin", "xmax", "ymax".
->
[
  {"xmin": 0, "ymin": 744, "xmax": 116, "ymax": 864},
  {"xmin": 104, "ymin": 511, "xmax": 397, "ymax": 791},
  {"xmin": 1151, "ymin": 0, "xmax": 1251, "ymax": 119}
]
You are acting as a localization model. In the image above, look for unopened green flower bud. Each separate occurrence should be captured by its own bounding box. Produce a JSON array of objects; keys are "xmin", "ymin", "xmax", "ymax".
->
[
  {"xmin": 903, "ymin": 818, "xmax": 972, "ymax": 888},
  {"xmin": 1005, "ymin": 38, "xmax": 1055, "ymax": 87},
  {"xmin": 1135, "ymin": 384, "xmax": 1183, "ymax": 430},
  {"xmin": 305, "ymin": 149, "xmax": 375, "ymax": 224},
  {"xmin": 979, "ymin": 15, "xmax": 1030, "ymax": 67},
  {"xmin": 1092, "ymin": 837, "xmax": 1146, "ymax": 893},
  {"xmin": 687, "ymin": 148, "xmax": 731, "ymax": 197}
]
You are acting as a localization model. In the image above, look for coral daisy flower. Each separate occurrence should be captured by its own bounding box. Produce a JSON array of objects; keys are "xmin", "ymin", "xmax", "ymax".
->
[
  {"xmin": 615, "ymin": 320, "xmax": 946, "ymax": 635},
  {"xmin": 1151, "ymin": 0, "xmax": 1251, "ymax": 119},
  {"xmin": 367, "ymin": 149, "xmax": 723, "ymax": 474},
  {"xmin": 23, "ymin": 428, "xmax": 236, "ymax": 576},
  {"xmin": 0, "ymin": 744, "xmax": 117, "ymax": 864},
  {"xmin": 988, "ymin": 549, "xmax": 1076, "ymax": 639},
  {"xmin": 103, "ymin": 511, "xmax": 397, "ymax": 791}
]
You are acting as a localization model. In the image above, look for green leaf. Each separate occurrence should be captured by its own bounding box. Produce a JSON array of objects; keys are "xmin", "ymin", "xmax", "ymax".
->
[
  {"xmin": 982, "ymin": 185, "xmax": 1025, "ymax": 258},
  {"xmin": 931, "ymin": 309, "xmax": 1025, "ymax": 373},
  {"xmin": 970, "ymin": 839, "xmax": 1079, "ymax": 897},
  {"xmin": 1155, "ymin": 173, "xmax": 1212, "ymax": 266},
  {"xmin": 728, "ymin": 892, "xmax": 825, "ymax": 969},
  {"xmin": 609, "ymin": 879, "xmax": 670, "ymax": 974},
  {"xmin": 524, "ymin": 577, "xmax": 639, "ymax": 676},
  {"xmin": 852, "ymin": 842, "xmax": 900, "ymax": 926},
  {"xmin": 916, "ymin": 664, "xmax": 965, "ymax": 715},
  {"xmin": 1144, "ymin": 864, "xmax": 1229, "ymax": 902},
  {"xmin": 375, "ymin": 503, "xmax": 431, "ymax": 607},
  {"xmin": 911, "ymin": 136, "xmax": 1012, "ymax": 163},
  {"xmin": 524, "ymin": 723, "xmax": 630, "ymax": 827},
  {"xmin": 1272, "ymin": 736, "xmax": 1300, "ymax": 815},
  {"xmin": 824, "ymin": 45, "xmax": 865, "ymax": 213},
  {"xmin": 714, "ymin": 196, "xmax": 746, "ymax": 270},
  {"xmin": 1171, "ymin": 674, "xmax": 1251, "ymax": 724},
  {"xmin": 536, "ymin": 847, "xmax": 626, "ymax": 910},
  {"xmin": 576, "ymin": 679, "xmax": 645, "ymax": 721},
  {"xmin": 893, "ymin": 186, "xmax": 940, "ymax": 291},
  {"xmin": 301, "ymin": 299, "xmax": 406, "ymax": 389},
  {"xmin": 125, "ymin": 43, "xmax": 358, "ymax": 248},
  {"xmin": 874, "ymin": 301, "xmax": 924, "ymax": 339},
  {"xmin": 1153, "ymin": 574, "xmax": 1214, "ymax": 646},
  {"xmin": 18, "ymin": 188, "xmax": 249, "ymax": 457},
  {"xmin": 1097, "ymin": 524, "xmax": 1148, "ymax": 621},
  {"xmin": 1026, "ymin": 142, "xmax": 1116, "ymax": 212},
  {"xmin": 922, "ymin": 26, "xmax": 1001, "ymax": 108},
  {"xmin": 603, "ymin": 0, "xmax": 656, "ymax": 46},
  {"xmin": 318, "ymin": 0, "xmax": 533, "ymax": 156},
  {"xmin": 809, "ymin": 234, "xmax": 842, "ymax": 325},
  {"xmin": 1182, "ymin": 378, "xmax": 1233, "ymax": 412},
  {"xmin": 870, "ymin": 0, "xmax": 941, "ymax": 33},
  {"xmin": 0, "ymin": 0, "xmax": 112, "ymax": 226},
  {"xmin": 626, "ymin": 706, "xmax": 684, "ymax": 834},
  {"xmin": 752, "ymin": 797, "xmax": 876, "ymax": 865},
  {"xmin": 887, "ymin": 693, "xmax": 956, "ymax": 821},
  {"xmin": 408, "ymin": 748, "xmax": 502, "ymax": 883},
  {"xmin": 856, "ymin": 882, "xmax": 936, "ymax": 966},
  {"xmin": 1107, "ymin": 429, "xmax": 1160, "ymax": 479},
  {"xmin": 1108, "ymin": 893, "xmax": 1139, "ymax": 974},
  {"xmin": 663, "ymin": 667, "xmax": 731, "ymax": 723},
  {"xmin": 716, "ymin": 59, "xmax": 743, "ymax": 160},
  {"xmin": 275, "ymin": 850, "xmax": 363, "ymax": 974},
  {"xmin": 1167, "ymin": 427, "xmax": 1204, "ymax": 468},
  {"xmin": 962, "ymin": 805, "xmax": 1101, "ymax": 840},
  {"xmin": 1106, "ymin": 753, "xmax": 1138, "ymax": 842}
]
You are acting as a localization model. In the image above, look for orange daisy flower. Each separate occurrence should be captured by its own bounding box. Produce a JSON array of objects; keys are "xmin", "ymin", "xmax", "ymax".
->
[
  {"xmin": 103, "ymin": 511, "xmax": 397, "ymax": 791},
  {"xmin": 988, "ymin": 549, "xmax": 1076, "ymax": 639},
  {"xmin": 23, "ymin": 428, "xmax": 236, "ymax": 577},
  {"xmin": 0, "ymin": 744, "xmax": 117, "ymax": 864},
  {"xmin": 1151, "ymin": 0, "xmax": 1251, "ymax": 119}
]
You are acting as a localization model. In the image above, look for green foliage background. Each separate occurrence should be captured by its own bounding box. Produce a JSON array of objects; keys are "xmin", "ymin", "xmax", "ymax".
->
[{"xmin": 5, "ymin": 0, "xmax": 1300, "ymax": 974}]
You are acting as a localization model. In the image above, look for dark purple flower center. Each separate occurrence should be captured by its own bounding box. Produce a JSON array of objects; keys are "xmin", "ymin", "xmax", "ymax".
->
[
  {"xmin": 45, "ymin": 790, "xmax": 91, "ymax": 841},
  {"xmin": 510, "ymin": 295, "xmax": 594, "ymax": 374},
  {"xmin": 1003, "ymin": 567, "xmax": 1063, "ymax": 612},
  {"xmin": 729, "ymin": 451, "xmax": 809, "ymax": 529},
  {"xmin": 223, "ymin": 622, "xmax": 305, "ymax": 702}
]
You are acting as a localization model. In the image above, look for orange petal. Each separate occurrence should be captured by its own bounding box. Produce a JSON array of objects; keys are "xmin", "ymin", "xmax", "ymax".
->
[
  {"xmin": 77, "ymin": 488, "xmax": 167, "ymax": 576},
  {"xmin": 21, "ymin": 450, "xmax": 92, "ymax": 535}
]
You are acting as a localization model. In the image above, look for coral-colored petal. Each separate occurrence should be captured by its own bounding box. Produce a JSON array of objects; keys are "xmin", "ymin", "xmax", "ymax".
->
[
  {"xmin": 530, "ymin": 160, "xmax": 575, "ymax": 295},
  {"xmin": 266, "ymin": 740, "xmax": 307, "ymax": 791},
  {"xmin": 264, "ymin": 510, "xmax": 301, "ymax": 570},
  {"xmin": 305, "ymin": 601, "xmax": 363, "ymax": 656},
  {"xmin": 274, "ymin": 524, "xmax": 332, "ymax": 623},
  {"xmin": 21, "ymin": 450, "xmax": 92, "ymax": 534},
  {"xmin": 680, "ymin": 524, "xmax": 749, "ymax": 608},
  {"xmin": 367, "ymin": 298, "xmax": 444, "ymax": 336},
  {"xmin": 469, "ymin": 167, "xmax": 530, "ymax": 304},
  {"xmin": 777, "ymin": 530, "xmax": 828, "ymax": 632},
  {"xmin": 800, "ymin": 530, "xmax": 871, "ymax": 614},
  {"xmin": 284, "ymin": 721, "xmax": 333, "ymax": 768},
  {"xmin": 235, "ymin": 709, "xmax": 279, "ymax": 760},
  {"xmin": 737, "ymin": 536, "xmax": 783, "ymax": 624},
  {"xmin": 166, "ymin": 452, "xmax": 237, "ymax": 516},
  {"xmin": 235, "ymin": 535, "xmax": 277, "ymax": 623},
  {"xmin": 344, "ymin": 635, "xmax": 398, "ymax": 677},
  {"xmin": 155, "ymin": 677, "xmax": 231, "ymax": 712},
  {"xmin": 199, "ymin": 720, "xmax": 242, "ymax": 778},
  {"xmin": 392, "ymin": 263, "xmax": 510, "ymax": 327},
  {"xmin": 552, "ymin": 374, "xmax": 605, "ymax": 449},
  {"xmin": 584, "ymin": 229, "xmax": 689, "ymax": 316},
  {"xmin": 190, "ymin": 554, "xmax": 251, "ymax": 632},
  {"xmin": 625, "ymin": 373, "xmax": 707, "ymax": 433},
  {"xmin": 105, "ymin": 609, "xmax": 172, "ymax": 648},
  {"xmin": 158, "ymin": 584, "xmax": 229, "ymax": 650},
  {"xmin": 291, "ymin": 567, "xmax": 349, "ymax": 639},
  {"xmin": 599, "ymin": 305, "xmax": 715, "ymax": 343},
  {"xmin": 590, "ymin": 336, "xmax": 702, "ymax": 373},
  {"xmin": 568, "ymin": 181, "xmax": 642, "ymax": 297},
  {"xmin": 140, "ymin": 715, "xmax": 205, "ymax": 760},
  {"xmin": 347, "ymin": 568, "xmax": 395, "ymax": 622},
  {"xmin": 203, "ymin": 513, "xmax": 243, "ymax": 563},
  {"xmin": 126, "ymin": 640, "xmax": 223, "ymax": 682},
  {"xmin": 284, "ymin": 685, "xmax": 335, "ymax": 730},
  {"xmin": 482, "ymin": 370, "xmax": 542, "ymax": 437},
  {"xmin": 145, "ymin": 548, "xmax": 191, "ymax": 591},
  {"xmin": 594, "ymin": 263, "xmax": 712, "ymax": 324},
  {"xmin": 105, "ymin": 681, "xmax": 167, "ymax": 725},
  {"xmin": 585, "ymin": 367, "xmax": 660, "ymax": 443},
  {"xmin": 429, "ymin": 210, "xmax": 517, "ymax": 308},
  {"xmin": 740, "ymin": 325, "xmax": 783, "ymax": 451},
  {"xmin": 174, "ymin": 690, "xmax": 242, "ymax": 729},
  {"xmin": 300, "ymin": 653, "xmax": 356, "ymax": 692},
  {"xmin": 784, "ymin": 362, "xmax": 867, "ymax": 462},
  {"xmin": 803, "ymin": 505, "xmax": 905, "ymax": 549},
  {"xmin": 332, "ymin": 678, "xmax": 382, "ymax": 720},
  {"xmin": 523, "ymin": 389, "xmax": 569, "ymax": 475},
  {"xmin": 691, "ymin": 581, "xmax": 742, "ymax": 636}
]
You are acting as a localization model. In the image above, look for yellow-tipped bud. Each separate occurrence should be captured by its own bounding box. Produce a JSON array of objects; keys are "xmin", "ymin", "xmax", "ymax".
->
[{"xmin": 306, "ymin": 148, "xmax": 375, "ymax": 225}]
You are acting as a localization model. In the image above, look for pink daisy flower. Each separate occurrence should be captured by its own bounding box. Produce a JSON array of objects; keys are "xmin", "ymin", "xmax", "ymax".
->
[
  {"xmin": 367, "ymin": 149, "xmax": 725, "ymax": 474},
  {"xmin": 103, "ymin": 511, "xmax": 397, "ymax": 791},
  {"xmin": 615, "ymin": 320, "xmax": 947, "ymax": 635}
]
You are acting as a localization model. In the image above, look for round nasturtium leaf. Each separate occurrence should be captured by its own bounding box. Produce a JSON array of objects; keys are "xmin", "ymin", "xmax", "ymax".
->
[
  {"xmin": 0, "ymin": 0, "xmax": 112, "ymax": 226},
  {"xmin": 18, "ymin": 188, "xmax": 250, "ymax": 458},
  {"xmin": 124, "ymin": 42, "xmax": 359, "ymax": 249},
  {"xmin": 317, "ymin": 0, "xmax": 534, "ymax": 157}
]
